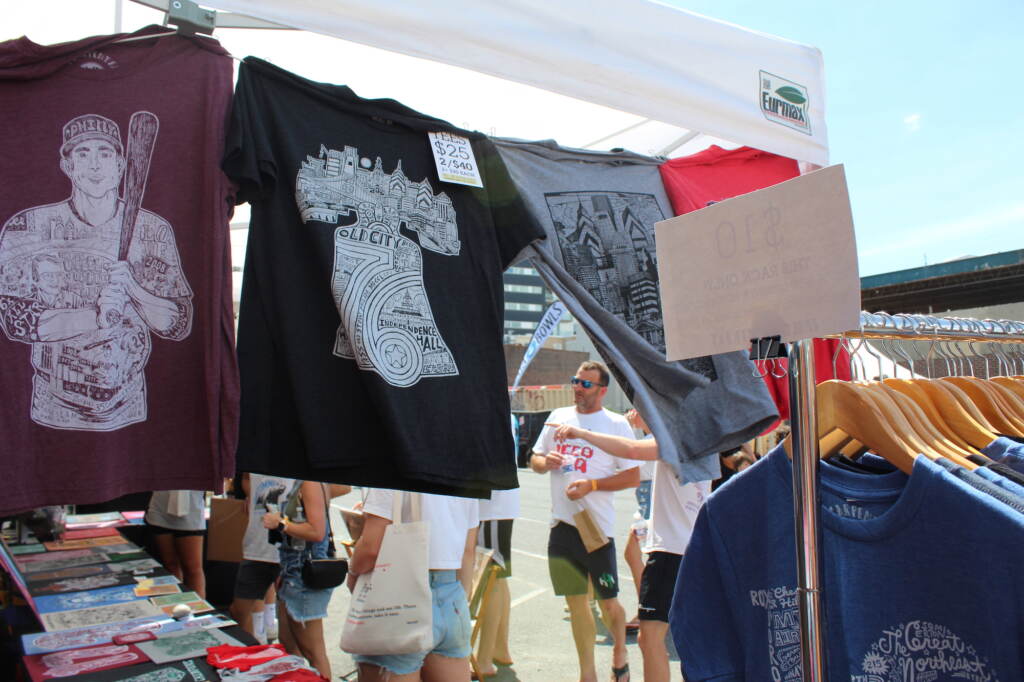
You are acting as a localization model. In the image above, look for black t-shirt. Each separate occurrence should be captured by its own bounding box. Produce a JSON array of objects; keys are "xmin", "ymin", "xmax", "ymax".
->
[{"xmin": 223, "ymin": 58, "xmax": 544, "ymax": 497}]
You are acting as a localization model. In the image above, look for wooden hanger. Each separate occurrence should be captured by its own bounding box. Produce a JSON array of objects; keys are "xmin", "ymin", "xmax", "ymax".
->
[
  {"xmin": 992, "ymin": 376, "xmax": 1024, "ymax": 401},
  {"xmin": 815, "ymin": 380, "xmax": 920, "ymax": 474},
  {"xmin": 941, "ymin": 377, "xmax": 1024, "ymax": 437},
  {"xmin": 882, "ymin": 378, "xmax": 984, "ymax": 452}
]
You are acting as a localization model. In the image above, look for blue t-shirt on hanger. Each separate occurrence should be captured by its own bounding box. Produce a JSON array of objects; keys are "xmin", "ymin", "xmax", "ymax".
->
[{"xmin": 671, "ymin": 444, "xmax": 1024, "ymax": 681}]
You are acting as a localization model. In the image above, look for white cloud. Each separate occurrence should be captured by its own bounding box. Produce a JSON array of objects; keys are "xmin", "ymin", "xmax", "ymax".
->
[
  {"xmin": 903, "ymin": 113, "xmax": 922, "ymax": 132},
  {"xmin": 860, "ymin": 202, "xmax": 1024, "ymax": 258}
]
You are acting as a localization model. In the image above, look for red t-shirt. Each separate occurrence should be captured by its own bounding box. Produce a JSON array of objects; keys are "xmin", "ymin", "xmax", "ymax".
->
[
  {"xmin": 660, "ymin": 146, "xmax": 847, "ymax": 429},
  {"xmin": 0, "ymin": 26, "xmax": 239, "ymax": 514},
  {"xmin": 658, "ymin": 144, "xmax": 800, "ymax": 214}
]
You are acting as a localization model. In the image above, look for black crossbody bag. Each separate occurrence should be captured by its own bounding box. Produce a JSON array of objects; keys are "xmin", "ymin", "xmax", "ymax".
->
[{"xmin": 301, "ymin": 483, "xmax": 348, "ymax": 590}]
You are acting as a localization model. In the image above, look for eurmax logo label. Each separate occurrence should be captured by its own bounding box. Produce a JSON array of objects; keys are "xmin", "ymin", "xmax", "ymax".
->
[{"xmin": 759, "ymin": 71, "xmax": 811, "ymax": 135}]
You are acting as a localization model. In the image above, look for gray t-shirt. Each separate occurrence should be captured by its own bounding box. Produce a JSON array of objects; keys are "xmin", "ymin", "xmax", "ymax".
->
[
  {"xmin": 243, "ymin": 474, "xmax": 296, "ymax": 563},
  {"xmin": 495, "ymin": 138, "xmax": 777, "ymax": 483},
  {"xmin": 145, "ymin": 490, "xmax": 206, "ymax": 531}
]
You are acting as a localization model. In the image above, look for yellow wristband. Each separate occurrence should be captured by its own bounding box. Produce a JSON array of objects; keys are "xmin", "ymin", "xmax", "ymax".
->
[{"xmin": 590, "ymin": 479, "xmax": 598, "ymax": 492}]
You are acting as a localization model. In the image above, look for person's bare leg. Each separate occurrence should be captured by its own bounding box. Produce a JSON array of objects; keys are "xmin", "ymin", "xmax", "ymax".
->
[
  {"xmin": 229, "ymin": 597, "xmax": 262, "ymax": 637},
  {"xmin": 492, "ymin": 578, "xmax": 513, "ymax": 665},
  {"xmin": 474, "ymin": 576, "xmax": 508, "ymax": 676},
  {"xmin": 174, "ymin": 534, "xmax": 206, "ymax": 598},
  {"xmin": 276, "ymin": 600, "xmax": 300, "ymax": 658},
  {"xmin": 288, "ymin": 617, "xmax": 331, "ymax": 680},
  {"xmin": 597, "ymin": 597, "xmax": 628, "ymax": 674},
  {"xmin": 638, "ymin": 620, "xmax": 670, "ymax": 682},
  {"xmin": 422, "ymin": 651, "xmax": 471, "ymax": 682},
  {"xmin": 152, "ymin": 534, "xmax": 182, "ymax": 580},
  {"xmin": 565, "ymin": 594, "xmax": 598, "ymax": 682},
  {"xmin": 624, "ymin": 532, "xmax": 644, "ymax": 600},
  {"xmin": 357, "ymin": 663, "xmax": 421, "ymax": 681}
]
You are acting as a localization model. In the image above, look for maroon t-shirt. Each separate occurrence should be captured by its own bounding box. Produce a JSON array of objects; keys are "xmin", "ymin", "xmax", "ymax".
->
[{"xmin": 0, "ymin": 26, "xmax": 239, "ymax": 514}]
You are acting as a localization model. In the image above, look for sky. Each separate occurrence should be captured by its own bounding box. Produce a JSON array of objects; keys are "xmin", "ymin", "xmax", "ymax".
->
[{"xmin": 4, "ymin": 0, "xmax": 1022, "ymax": 278}]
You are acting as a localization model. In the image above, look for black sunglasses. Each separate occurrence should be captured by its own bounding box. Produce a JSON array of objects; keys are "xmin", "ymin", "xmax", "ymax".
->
[{"xmin": 571, "ymin": 376, "xmax": 606, "ymax": 389}]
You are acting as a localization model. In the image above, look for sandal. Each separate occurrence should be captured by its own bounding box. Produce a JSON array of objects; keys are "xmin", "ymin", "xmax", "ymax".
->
[
  {"xmin": 493, "ymin": 657, "xmax": 514, "ymax": 666},
  {"xmin": 611, "ymin": 662, "xmax": 630, "ymax": 682}
]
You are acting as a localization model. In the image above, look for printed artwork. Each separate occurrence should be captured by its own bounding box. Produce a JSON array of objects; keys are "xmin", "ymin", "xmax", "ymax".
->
[
  {"xmin": 295, "ymin": 145, "xmax": 460, "ymax": 387},
  {"xmin": 105, "ymin": 559, "xmax": 161, "ymax": 574},
  {"xmin": 31, "ymin": 573, "xmax": 133, "ymax": 595},
  {"xmin": 854, "ymin": 621, "xmax": 1000, "ymax": 682},
  {"xmin": 544, "ymin": 190, "xmax": 718, "ymax": 380},
  {"xmin": 749, "ymin": 585, "xmax": 801, "ymax": 680},
  {"xmin": 105, "ymin": 549, "xmax": 150, "ymax": 563},
  {"xmin": 41, "ymin": 599, "xmax": 161, "ymax": 632},
  {"xmin": 0, "ymin": 112, "xmax": 193, "ymax": 431},
  {"xmin": 113, "ymin": 665, "xmax": 189, "ymax": 682},
  {"xmin": 136, "ymin": 626, "xmax": 240, "ymax": 664},
  {"xmin": 150, "ymin": 590, "xmax": 212, "ymax": 616},
  {"xmin": 66, "ymin": 512, "xmax": 124, "ymax": 527},
  {"xmin": 43, "ymin": 535, "xmax": 127, "ymax": 551},
  {"xmin": 62, "ymin": 527, "xmax": 121, "ymax": 540},
  {"xmin": 23, "ymin": 615, "xmax": 169, "ymax": 655},
  {"xmin": 19, "ymin": 551, "xmax": 112, "ymax": 574},
  {"xmin": 18, "ymin": 548, "xmax": 97, "ymax": 565},
  {"xmin": 22, "ymin": 643, "xmax": 146, "ymax": 681},
  {"xmin": 133, "ymin": 575, "xmax": 179, "ymax": 587},
  {"xmin": 22, "ymin": 613, "xmax": 235, "ymax": 655},
  {"xmin": 10, "ymin": 543, "xmax": 47, "ymax": 555},
  {"xmin": 26, "ymin": 564, "xmax": 107, "ymax": 584},
  {"xmin": 134, "ymin": 584, "xmax": 180, "ymax": 597},
  {"xmin": 35, "ymin": 584, "xmax": 144, "ymax": 614}
]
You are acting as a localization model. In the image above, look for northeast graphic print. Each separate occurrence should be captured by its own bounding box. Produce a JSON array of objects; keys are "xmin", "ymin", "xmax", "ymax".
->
[
  {"xmin": 854, "ymin": 621, "xmax": 1000, "ymax": 682},
  {"xmin": 0, "ymin": 113, "xmax": 193, "ymax": 432},
  {"xmin": 295, "ymin": 145, "xmax": 459, "ymax": 387},
  {"xmin": 545, "ymin": 191, "xmax": 717, "ymax": 380}
]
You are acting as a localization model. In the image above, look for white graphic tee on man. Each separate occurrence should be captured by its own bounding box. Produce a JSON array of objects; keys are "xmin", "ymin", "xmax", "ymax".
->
[{"xmin": 533, "ymin": 406, "xmax": 636, "ymax": 538}]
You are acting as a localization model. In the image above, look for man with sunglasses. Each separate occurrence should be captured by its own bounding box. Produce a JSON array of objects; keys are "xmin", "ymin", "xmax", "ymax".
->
[{"xmin": 531, "ymin": 361, "xmax": 639, "ymax": 682}]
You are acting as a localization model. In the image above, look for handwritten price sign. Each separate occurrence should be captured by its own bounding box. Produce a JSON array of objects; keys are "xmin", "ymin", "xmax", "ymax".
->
[
  {"xmin": 428, "ymin": 132, "xmax": 483, "ymax": 188},
  {"xmin": 655, "ymin": 165, "xmax": 860, "ymax": 361}
]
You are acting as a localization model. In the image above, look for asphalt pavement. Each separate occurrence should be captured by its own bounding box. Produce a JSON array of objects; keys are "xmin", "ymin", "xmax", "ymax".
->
[{"xmin": 323, "ymin": 467, "xmax": 679, "ymax": 681}]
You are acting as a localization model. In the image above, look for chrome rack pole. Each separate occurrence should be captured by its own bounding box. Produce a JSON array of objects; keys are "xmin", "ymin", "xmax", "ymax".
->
[{"xmin": 788, "ymin": 338, "xmax": 826, "ymax": 681}]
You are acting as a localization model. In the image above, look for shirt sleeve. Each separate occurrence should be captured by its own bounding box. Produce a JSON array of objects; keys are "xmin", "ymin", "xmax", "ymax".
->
[
  {"xmin": 221, "ymin": 59, "xmax": 278, "ymax": 204},
  {"xmin": 361, "ymin": 488, "xmax": 395, "ymax": 522},
  {"xmin": 476, "ymin": 138, "xmax": 546, "ymax": 270},
  {"xmin": 614, "ymin": 418, "xmax": 640, "ymax": 472},
  {"xmin": 671, "ymin": 507, "xmax": 745, "ymax": 681},
  {"xmin": 465, "ymin": 498, "xmax": 480, "ymax": 530},
  {"xmin": 532, "ymin": 414, "xmax": 556, "ymax": 455}
]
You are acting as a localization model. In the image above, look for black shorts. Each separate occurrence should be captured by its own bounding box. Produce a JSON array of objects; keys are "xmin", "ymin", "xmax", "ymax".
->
[
  {"xmin": 146, "ymin": 522, "xmax": 205, "ymax": 538},
  {"xmin": 547, "ymin": 522, "xmax": 618, "ymax": 600},
  {"xmin": 234, "ymin": 559, "xmax": 280, "ymax": 600},
  {"xmin": 638, "ymin": 551, "xmax": 683, "ymax": 622},
  {"xmin": 479, "ymin": 519, "xmax": 513, "ymax": 578}
]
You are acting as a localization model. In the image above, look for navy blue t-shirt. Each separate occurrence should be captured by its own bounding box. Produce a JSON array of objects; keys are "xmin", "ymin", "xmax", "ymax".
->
[{"xmin": 671, "ymin": 445, "xmax": 1024, "ymax": 681}]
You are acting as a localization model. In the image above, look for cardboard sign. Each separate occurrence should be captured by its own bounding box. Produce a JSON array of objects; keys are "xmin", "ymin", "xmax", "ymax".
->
[{"xmin": 655, "ymin": 164, "xmax": 860, "ymax": 361}]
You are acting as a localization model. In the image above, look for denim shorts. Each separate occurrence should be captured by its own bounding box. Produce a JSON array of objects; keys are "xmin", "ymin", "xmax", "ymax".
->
[
  {"xmin": 277, "ymin": 539, "xmax": 334, "ymax": 623},
  {"xmin": 354, "ymin": 570, "xmax": 471, "ymax": 675}
]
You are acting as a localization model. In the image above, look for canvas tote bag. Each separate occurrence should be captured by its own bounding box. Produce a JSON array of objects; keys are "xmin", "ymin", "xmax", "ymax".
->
[{"xmin": 339, "ymin": 492, "xmax": 432, "ymax": 655}]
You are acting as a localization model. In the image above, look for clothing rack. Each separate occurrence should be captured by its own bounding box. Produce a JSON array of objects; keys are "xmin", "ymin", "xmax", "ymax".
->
[{"xmin": 788, "ymin": 311, "xmax": 1024, "ymax": 681}]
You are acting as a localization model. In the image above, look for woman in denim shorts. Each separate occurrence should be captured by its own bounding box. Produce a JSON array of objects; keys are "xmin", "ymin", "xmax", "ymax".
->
[
  {"xmin": 349, "ymin": 489, "xmax": 480, "ymax": 682},
  {"xmin": 261, "ymin": 480, "xmax": 335, "ymax": 679}
]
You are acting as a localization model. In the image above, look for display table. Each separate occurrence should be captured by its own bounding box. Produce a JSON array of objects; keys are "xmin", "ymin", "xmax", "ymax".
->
[{"xmin": 0, "ymin": 514, "xmax": 258, "ymax": 682}]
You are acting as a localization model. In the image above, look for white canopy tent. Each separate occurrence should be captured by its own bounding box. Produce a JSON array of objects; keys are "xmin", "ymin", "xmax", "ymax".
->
[{"xmin": 171, "ymin": 0, "xmax": 829, "ymax": 165}]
